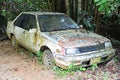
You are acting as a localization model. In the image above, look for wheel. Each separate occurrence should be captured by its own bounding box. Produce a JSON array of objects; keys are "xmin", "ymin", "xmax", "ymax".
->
[
  {"xmin": 43, "ymin": 50, "xmax": 54, "ymax": 69},
  {"xmin": 11, "ymin": 35, "xmax": 19, "ymax": 48}
]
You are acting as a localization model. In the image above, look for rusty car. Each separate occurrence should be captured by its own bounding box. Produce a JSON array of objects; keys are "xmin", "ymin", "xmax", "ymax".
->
[{"xmin": 6, "ymin": 12, "xmax": 115, "ymax": 69}]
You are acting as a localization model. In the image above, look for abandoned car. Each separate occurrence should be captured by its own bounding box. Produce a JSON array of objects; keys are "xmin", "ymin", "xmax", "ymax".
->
[{"xmin": 6, "ymin": 12, "xmax": 115, "ymax": 69}]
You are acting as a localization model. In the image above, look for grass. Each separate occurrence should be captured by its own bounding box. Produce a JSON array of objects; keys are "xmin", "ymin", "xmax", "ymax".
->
[
  {"xmin": 113, "ymin": 56, "xmax": 120, "ymax": 63},
  {"xmin": 53, "ymin": 62, "xmax": 98, "ymax": 77},
  {"xmin": 103, "ymin": 72, "xmax": 109, "ymax": 80},
  {"xmin": 36, "ymin": 51, "xmax": 43, "ymax": 64},
  {"xmin": 20, "ymin": 49, "xmax": 119, "ymax": 79},
  {"xmin": 17, "ymin": 49, "xmax": 119, "ymax": 79},
  {"xmin": 29, "ymin": 52, "xmax": 34, "ymax": 58}
]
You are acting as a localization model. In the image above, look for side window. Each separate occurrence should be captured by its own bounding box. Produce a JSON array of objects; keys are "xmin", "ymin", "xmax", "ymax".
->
[
  {"xmin": 23, "ymin": 15, "xmax": 37, "ymax": 30},
  {"xmin": 14, "ymin": 14, "xmax": 29, "ymax": 28}
]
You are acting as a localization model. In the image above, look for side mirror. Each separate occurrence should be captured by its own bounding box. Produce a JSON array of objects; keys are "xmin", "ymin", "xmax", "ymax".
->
[
  {"xmin": 79, "ymin": 25, "xmax": 83, "ymax": 29},
  {"xmin": 29, "ymin": 28, "xmax": 37, "ymax": 33}
]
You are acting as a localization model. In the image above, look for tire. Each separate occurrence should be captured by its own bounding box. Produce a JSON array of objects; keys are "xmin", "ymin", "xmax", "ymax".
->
[
  {"xmin": 11, "ymin": 35, "xmax": 19, "ymax": 48},
  {"xmin": 43, "ymin": 50, "xmax": 54, "ymax": 69}
]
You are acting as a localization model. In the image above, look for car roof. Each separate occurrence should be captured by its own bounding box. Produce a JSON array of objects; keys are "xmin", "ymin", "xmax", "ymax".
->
[{"xmin": 21, "ymin": 12, "xmax": 65, "ymax": 15}]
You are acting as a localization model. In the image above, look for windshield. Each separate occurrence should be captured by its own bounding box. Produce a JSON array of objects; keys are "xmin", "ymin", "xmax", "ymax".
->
[{"xmin": 38, "ymin": 14, "xmax": 79, "ymax": 32}]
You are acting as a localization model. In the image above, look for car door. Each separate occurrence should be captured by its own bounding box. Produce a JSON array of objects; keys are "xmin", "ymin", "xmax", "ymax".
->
[
  {"xmin": 23, "ymin": 14, "xmax": 39, "ymax": 51},
  {"xmin": 14, "ymin": 13, "xmax": 40, "ymax": 52},
  {"xmin": 14, "ymin": 13, "xmax": 29, "ymax": 47}
]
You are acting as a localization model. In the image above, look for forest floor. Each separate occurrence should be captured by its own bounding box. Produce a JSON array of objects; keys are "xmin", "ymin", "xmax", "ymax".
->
[{"xmin": 0, "ymin": 40, "xmax": 120, "ymax": 80}]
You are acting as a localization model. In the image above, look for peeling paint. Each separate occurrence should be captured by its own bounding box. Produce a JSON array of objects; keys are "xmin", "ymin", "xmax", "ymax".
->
[
  {"xmin": 43, "ymin": 30, "xmax": 109, "ymax": 48},
  {"xmin": 6, "ymin": 12, "xmax": 115, "ymax": 69}
]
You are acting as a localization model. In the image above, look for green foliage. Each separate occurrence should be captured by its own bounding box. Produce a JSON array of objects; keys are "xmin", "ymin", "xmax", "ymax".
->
[
  {"xmin": 54, "ymin": 63, "xmax": 98, "ymax": 77},
  {"xmin": 89, "ymin": 64, "xmax": 98, "ymax": 71},
  {"xmin": 0, "ymin": 0, "xmax": 50, "ymax": 20},
  {"xmin": 36, "ymin": 51, "xmax": 43, "ymax": 62},
  {"xmin": 94, "ymin": 0, "xmax": 120, "ymax": 16},
  {"xmin": 54, "ymin": 62, "xmax": 87, "ymax": 77},
  {"xmin": 67, "ymin": 61, "xmax": 87, "ymax": 72},
  {"xmin": 78, "ymin": 11, "xmax": 96, "ymax": 32},
  {"xmin": 113, "ymin": 56, "xmax": 119, "ymax": 63},
  {"xmin": 14, "ymin": 0, "xmax": 23, "ymax": 3},
  {"xmin": 83, "ymin": 17, "xmax": 96, "ymax": 32},
  {"xmin": 53, "ymin": 66, "xmax": 69, "ymax": 77},
  {"xmin": 111, "ymin": 38, "xmax": 120, "ymax": 44},
  {"xmin": 29, "ymin": 52, "xmax": 34, "ymax": 58},
  {"xmin": 67, "ymin": 61, "xmax": 76, "ymax": 72},
  {"xmin": 79, "ymin": 67, "xmax": 87, "ymax": 71},
  {"xmin": 103, "ymin": 72, "xmax": 109, "ymax": 80}
]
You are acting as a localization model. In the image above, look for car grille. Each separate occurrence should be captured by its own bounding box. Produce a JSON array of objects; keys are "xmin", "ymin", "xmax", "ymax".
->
[{"xmin": 79, "ymin": 43, "xmax": 105, "ymax": 53}]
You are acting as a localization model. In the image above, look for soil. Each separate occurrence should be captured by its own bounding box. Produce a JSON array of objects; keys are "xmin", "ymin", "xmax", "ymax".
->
[
  {"xmin": 0, "ymin": 40, "xmax": 120, "ymax": 80},
  {"xmin": 0, "ymin": 40, "xmax": 58, "ymax": 80}
]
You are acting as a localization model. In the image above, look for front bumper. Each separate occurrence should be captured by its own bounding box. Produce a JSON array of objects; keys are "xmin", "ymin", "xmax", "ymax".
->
[{"xmin": 54, "ymin": 49, "xmax": 115, "ymax": 69}]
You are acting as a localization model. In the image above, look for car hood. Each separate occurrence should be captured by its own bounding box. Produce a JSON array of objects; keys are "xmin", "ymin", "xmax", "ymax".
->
[{"xmin": 41, "ymin": 29, "xmax": 109, "ymax": 48}]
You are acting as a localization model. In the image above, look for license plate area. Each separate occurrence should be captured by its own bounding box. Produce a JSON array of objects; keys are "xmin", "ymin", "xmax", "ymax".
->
[{"xmin": 90, "ymin": 57, "xmax": 101, "ymax": 64}]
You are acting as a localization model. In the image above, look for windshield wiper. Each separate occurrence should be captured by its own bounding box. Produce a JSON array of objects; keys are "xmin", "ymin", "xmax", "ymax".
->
[{"xmin": 48, "ymin": 27, "xmax": 79, "ymax": 32}]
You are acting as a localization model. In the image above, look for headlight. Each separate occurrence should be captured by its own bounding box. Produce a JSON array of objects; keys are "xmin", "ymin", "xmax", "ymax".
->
[
  {"xmin": 105, "ymin": 42, "xmax": 112, "ymax": 48},
  {"xmin": 66, "ymin": 48, "xmax": 80, "ymax": 55}
]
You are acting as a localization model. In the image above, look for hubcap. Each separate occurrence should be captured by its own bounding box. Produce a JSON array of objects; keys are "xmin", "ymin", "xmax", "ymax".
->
[{"xmin": 44, "ymin": 54, "xmax": 52, "ymax": 68}]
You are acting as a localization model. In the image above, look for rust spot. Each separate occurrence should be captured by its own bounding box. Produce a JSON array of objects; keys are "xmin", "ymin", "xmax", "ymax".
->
[
  {"xmin": 58, "ymin": 40, "xmax": 65, "ymax": 47},
  {"xmin": 61, "ymin": 47, "xmax": 65, "ymax": 55},
  {"xmin": 55, "ymin": 61, "xmax": 68, "ymax": 69},
  {"xmin": 34, "ymin": 33, "xmax": 37, "ymax": 45},
  {"xmin": 40, "ymin": 38, "xmax": 44, "ymax": 44}
]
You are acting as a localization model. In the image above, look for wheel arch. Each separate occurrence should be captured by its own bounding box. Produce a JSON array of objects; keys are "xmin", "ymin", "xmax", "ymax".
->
[{"xmin": 40, "ymin": 45, "xmax": 52, "ymax": 53}]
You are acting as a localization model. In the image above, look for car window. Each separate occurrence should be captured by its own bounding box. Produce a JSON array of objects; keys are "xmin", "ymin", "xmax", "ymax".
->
[
  {"xmin": 23, "ymin": 15, "xmax": 37, "ymax": 30},
  {"xmin": 38, "ymin": 14, "xmax": 79, "ymax": 32},
  {"xmin": 14, "ymin": 14, "xmax": 29, "ymax": 28},
  {"xmin": 14, "ymin": 14, "xmax": 37, "ymax": 30}
]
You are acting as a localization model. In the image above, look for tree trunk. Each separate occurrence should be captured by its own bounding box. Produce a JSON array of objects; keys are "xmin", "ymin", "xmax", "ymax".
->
[
  {"xmin": 77, "ymin": 0, "xmax": 81, "ymax": 23},
  {"xmin": 73, "ymin": 0, "xmax": 75, "ymax": 20},
  {"xmin": 54, "ymin": 0, "xmax": 60, "ymax": 12},
  {"xmin": 65, "ymin": 0, "xmax": 70, "ymax": 16},
  {"xmin": 51, "ymin": 0, "xmax": 55, "ymax": 11},
  {"xmin": 60, "ymin": 0, "xmax": 66, "ymax": 13},
  {"xmin": 74, "ymin": 0, "xmax": 78, "ymax": 22},
  {"xmin": 69, "ymin": 0, "xmax": 73, "ymax": 19},
  {"xmin": 47, "ymin": 0, "xmax": 52, "ymax": 11},
  {"xmin": 94, "ymin": 6, "xmax": 100, "ymax": 33}
]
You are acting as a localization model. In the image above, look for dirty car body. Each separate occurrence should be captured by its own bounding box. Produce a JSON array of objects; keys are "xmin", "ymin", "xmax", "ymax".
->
[{"xmin": 6, "ymin": 12, "xmax": 115, "ymax": 69}]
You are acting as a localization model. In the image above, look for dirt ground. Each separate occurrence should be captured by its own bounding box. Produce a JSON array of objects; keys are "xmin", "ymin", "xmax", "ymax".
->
[
  {"xmin": 0, "ymin": 40, "xmax": 120, "ymax": 80},
  {"xmin": 0, "ymin": 40, "xmax": 59, "ymax": 80}
]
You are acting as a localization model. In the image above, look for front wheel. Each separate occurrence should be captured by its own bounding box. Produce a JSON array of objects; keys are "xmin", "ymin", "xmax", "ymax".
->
[{"xmin": 43, "ymin": 50, "xmax": 54, "ymax": 69}]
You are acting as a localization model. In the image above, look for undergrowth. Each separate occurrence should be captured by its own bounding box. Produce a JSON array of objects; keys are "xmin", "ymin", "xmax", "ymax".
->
[
  {"xmin": 113, "ymin": 55, "xmax": 120, "ymax": 63},
  {"xmin": 53, "ymin": 62, "xmax": 98, "ymax": 77},
  {"xmin": 34, "ymin": 51, "xmax": 99, "ymax": 77},
  {"xmin": 36, "ymin": 51, "xmax": 43, "ymax": 64}
]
